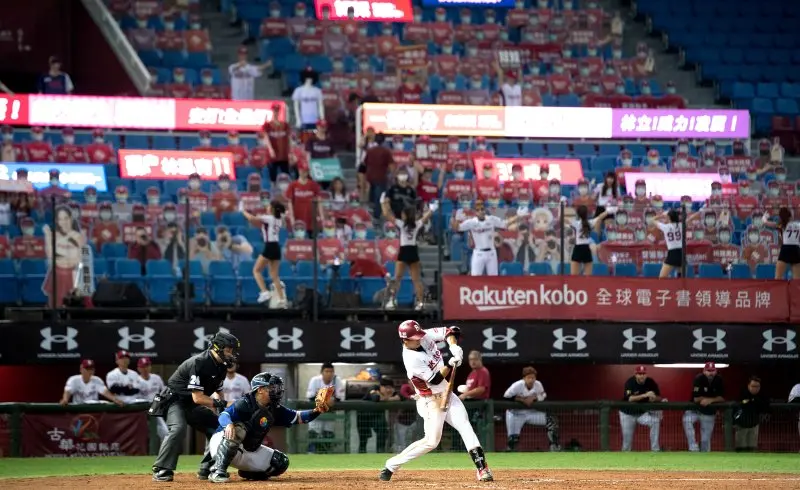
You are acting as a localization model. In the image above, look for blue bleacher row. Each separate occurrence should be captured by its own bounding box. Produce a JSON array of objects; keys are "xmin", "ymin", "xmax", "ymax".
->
[
  {"xmin": 137, "ymin": 50, "xmax": 213, "ymax": 70},
  {"xmin": 0, "ymin": 257, "xmax": 416, "ymax": 307},
  {"xmin": 149, "ymin": 66, "xmax": 226, "ymax": 86},
  {"xmin": 496, "ymin": 261, "xmax": 784, "ymax": 280}
]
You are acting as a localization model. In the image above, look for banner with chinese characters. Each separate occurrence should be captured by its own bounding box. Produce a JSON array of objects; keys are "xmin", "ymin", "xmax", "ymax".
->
[
  {"xmin": 21, "ymin": 412, "xmax": 147, "ymax": 457},
  {"xmin": 475, "ymin": 157, "xmax": 585, "ymax": 185},
  {"xmin": 422, "ymin": 0, "xmax": 515, "ymax": 6},
  {"xmin": 394, "ymin": 45, "xmax": 428, "ymax": 71},
  {"xmin": 0, "ymin": 94, "xmax": 285, "ymax": 131},
  {"xmin": 496, "ymin": 49, "xmax": 525, "ymax": 69},
  {"xmin": 314, "ymin": 0, "xmax": 413, "ymax": 22},
  {"xmin": 118, "ymin": 150, "xmax": 236, "ymax": 180},
  {"xmin": 622, "ymin": 172, "xmax": 721, "ymax": 202},
  {"xmin": 0, "ymin": 163, "xmax": 108, "ymax": 192},
  {"xmin": 442, "ymin": 276, "xmax": 790, "ymax": 323},
  {"xmin": 360, "ymin": 103, "xmax": 751, "ymax": 139}
]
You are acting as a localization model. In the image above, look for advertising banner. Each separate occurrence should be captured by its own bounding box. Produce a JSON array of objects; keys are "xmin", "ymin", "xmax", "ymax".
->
[
  {"xmin": 442, "ymin": 276, "xmax": 790, "ymax": 324},
  {"xmin": 361, "ymin": 103, "xmax": 751, "ymax": 139},
  {"xmin": 118, "ymin": 150, "xmax": 236, "ymax": 180},
  {"xmin": 394, "ymin": 45, "xmax": 429, "ymax": 71},
  {"xmin": 3, "ymin": 319, "xmax": 797, "ymax": 365},
  {"xmin": 0, "ymin": 94, "xmax": 285, "ymax": 131},
  {"xmin": 421, "ymin": 0, "xmax": 515, "ymax": 7},
  {"xmin": 21, "ymin": 412, "xmax": 148, "ymax": 457},
  {"xmin": 475, "ymin": 157, "xmax": 585, "ymax": 185},
  {"xmin": 309, "ymin": 158, "xmax": 344, "ymax": 182},
  {"xmin": 314, "ymin": 0, "xmax": 413, "ymax": 22},
  {"xmin": 623, "ymin": 172, "xmax": 721, "ymax": 202},
  {"xmin": 0, "ymin": 163, "xmax": 108, "ymax": 192}
]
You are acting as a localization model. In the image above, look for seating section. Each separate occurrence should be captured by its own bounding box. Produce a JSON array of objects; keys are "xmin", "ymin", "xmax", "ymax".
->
[
  {"xmin": 237, "ymin": 0, "xmax": 686, "ymax": 109},
  {"xmin": 637, "ymin": 0, "xmax": 800, "ymax": 142}
]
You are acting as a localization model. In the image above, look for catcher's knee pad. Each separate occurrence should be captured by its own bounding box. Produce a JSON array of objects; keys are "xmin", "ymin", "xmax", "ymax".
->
[
  {"xmin": 226, "ymin": 423, "xmax": 247, "ymax": 443},
  {"xmin": 238, "ymin": 470, "xmax": 269, "ymax": 481},
  {"xmin": 266, "ymin": 450, "xmax": 290, "ymax": 477}
]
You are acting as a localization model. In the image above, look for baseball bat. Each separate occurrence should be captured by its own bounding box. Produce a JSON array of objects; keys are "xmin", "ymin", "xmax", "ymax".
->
[{"xmin": 440, "ymin": 364, "xmax": 458, "ymax": 410}]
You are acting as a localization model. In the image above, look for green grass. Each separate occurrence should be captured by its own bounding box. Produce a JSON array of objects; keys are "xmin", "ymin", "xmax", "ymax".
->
[{"xmin": 1, "ymin": 453, "xmax": 799, "ymax": 479}]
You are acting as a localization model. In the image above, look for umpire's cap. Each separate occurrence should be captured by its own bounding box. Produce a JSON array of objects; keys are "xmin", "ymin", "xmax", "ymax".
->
[{"xmin": 251, "ymin": 372, "xmax": 284, "ymax": 405}]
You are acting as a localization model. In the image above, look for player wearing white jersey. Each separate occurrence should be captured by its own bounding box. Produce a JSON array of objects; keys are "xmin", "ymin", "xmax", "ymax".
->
[
  {"xmin": 305, "ymin": 363, "xmax": 345, "ymax": 453},
  {"xmin": 106, "ymin": 350, "xmax": 143, "ymax": 404},
  {"xmin": 502, "ymin": 366, "xmax": 560, "ymax": 452},
  {"xmin": 379, "ymin": 321, "xmax": 493, "ymax": 482},
  {"xmin": 137, "ymin": 357, "xmax": 168, "ymax": 440},
  {"xmin": 655, "ymin": 206, "xmax": 702, "ymax": 278},
  {"xmin": 570, "ymin": 205, "xmax": 614, "ymax": 275},
  {"xmin": 222, "ymin": 364, "xmax": 251, "ymax": 403},
  {"xmin": 763, "ymin": 207, "xmax": 800, "ymax": 279},
  {"xmin": 243, "ymin": 202, "xmax": 288, "ymax": 307},
  {"xmin": 381, "ymin": 195, "xmax": 437, "ymax": 311},
  {"xmin": 60, "ymin": 359, "xmax": 122, "ymax": 406},
  {"xmin": 228, "ymin": 47, "xmax": 271, "ymax": 101},
  {"xmin": 456, "ymin": 200, "xmax": 525, "ymax": 276}
]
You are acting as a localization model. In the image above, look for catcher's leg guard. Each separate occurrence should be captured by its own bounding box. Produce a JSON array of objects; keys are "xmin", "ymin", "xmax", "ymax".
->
[
  {"xmin": 209, "ymin": 436, "xmax": 240, "ymax": 483},
  {"xmin": 265, "ymin": 449, "xmax": 290, "ymax": 477},
  {"xmin": 238, "ymin": 470, "xmax": 270, "ymax": 481}
]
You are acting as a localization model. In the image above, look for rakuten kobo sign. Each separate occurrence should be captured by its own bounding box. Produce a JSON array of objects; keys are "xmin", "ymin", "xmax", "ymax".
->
[{"xmin": 442, "ymin": 276, "xmax": 792, "ymax": 323}]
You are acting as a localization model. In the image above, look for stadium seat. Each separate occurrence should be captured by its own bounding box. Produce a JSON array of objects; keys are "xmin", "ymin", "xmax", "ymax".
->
[
  {"xmin": 755, "ymin": 263, "xmax": 776, "ymax": 279},
  {"xmin": 641, "ymin": 263, "xmax": 662, "ymax": 278},
  {"xmin": 614, "ymin": 263, "xmax": 638, "ymax": 277},
  {"xmin": 698, "ymin": 263, "xmax": 724, "ymax": 278},
  {"xmin": 529, "ymin": 262, "xmax": 553, "ymax": 276},
  {"xmin": 500, "ymin": 262, "xmax": 523, "ymax": 276},
  {"xmin": 729, "ymin": 263, "xmax": 752, "ymax": 279},
  {"xmin": 592, "ymin": 263, "xmax": 610, "ymax": 276}
]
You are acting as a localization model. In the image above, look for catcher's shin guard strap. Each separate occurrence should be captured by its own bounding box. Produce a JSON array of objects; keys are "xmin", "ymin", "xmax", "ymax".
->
[{"xmin": 298, "ymin": 409, "xmax": 321, "ymax": 424}]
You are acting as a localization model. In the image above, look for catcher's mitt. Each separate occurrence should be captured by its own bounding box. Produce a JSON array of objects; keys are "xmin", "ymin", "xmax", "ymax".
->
[{"xmin": 314, "ymin": 386, "xmax": 334, "ymax": 413}]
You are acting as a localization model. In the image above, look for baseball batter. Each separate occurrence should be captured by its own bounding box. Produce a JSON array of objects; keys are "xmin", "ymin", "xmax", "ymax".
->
[
  {"xmin": 503, "ymin": 366, "xmax": 560, "ymax": 452},
  {"xmin": 379, "ymin": 321, "xmax": 493, "ymax": 482},
  {"xmin": 683, "ymin": 362, "xmax": 724, "ymax": 452},
  {"xmin": 619, "ymin": 365, "xmax": 662, "ymax": 452},
  {"xmin": 106, "ymin": 350, "xmax": 142, "ymax": 404},
  {"xmin": 136, "ymin": 357, "xmax": 168, "ymax": 440}
]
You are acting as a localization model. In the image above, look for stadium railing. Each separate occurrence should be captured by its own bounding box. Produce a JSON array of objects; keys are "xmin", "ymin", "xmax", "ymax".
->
[{"xmin": 6, "ymin": 400, "xmax": 793, "ymax": 457}]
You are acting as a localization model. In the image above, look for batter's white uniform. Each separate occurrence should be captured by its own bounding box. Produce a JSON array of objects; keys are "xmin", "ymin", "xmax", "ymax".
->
[
  {"xmin": 459, "ymin": 215, "xmax": 506, "ymax": 276},
  {"xmin": 306, "ymin": 375, "xmax": 345, "ymax": 435},
  {"xmin": 106, "ymin": 368, "xmax": 142, "ymax": 404},
  {"xmin": 137, "ymin": 373, "xmax": 168, "ymax": 439},
  {"xmin": 503, "ymin": 379, "xmax": 548, "ymax": 435},
  {"xmin": 64, "ymin": 375, "xmax": 107, "ymax": 404},
  {"xmin": 222, "ymin": 373, "xmax": 251, "ymax": 403},
  {"xmin": 385, "ymin": 327, "xmax": 482, "ymax": 473}
]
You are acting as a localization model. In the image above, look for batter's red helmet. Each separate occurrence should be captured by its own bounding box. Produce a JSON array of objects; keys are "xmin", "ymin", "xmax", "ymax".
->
[{"xmin": 398, "ymin": 320, "xmax": 425, "ymax": 340}]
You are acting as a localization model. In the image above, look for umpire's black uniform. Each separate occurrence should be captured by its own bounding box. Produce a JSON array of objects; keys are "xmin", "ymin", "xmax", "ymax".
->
[{"xmin": 151, "ymin": 332, "xmax": 239, "ymax": 482}]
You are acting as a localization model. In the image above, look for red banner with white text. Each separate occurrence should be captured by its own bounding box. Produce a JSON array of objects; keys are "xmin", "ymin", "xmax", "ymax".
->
[
  {"xmin": 22, "ymin": 412, "xmax": 147, "ymax": 457},
  {"xmin": 476, "ymin": 157, "xmax": 585, "ymax": 185},
  {"xmin": 442, "ymin": 275, "xmax": 794, "ymax": 323},
  {"xmin": 0, "ymin": 94, "xmax": 285, "ymax": 131},
  {"xmin": 314, "ymin": 0, "xmax": 413, "ymax": 22},
  {"xmin": 118, "ymin": 150, "xmax": 236, "ymax": 180}
]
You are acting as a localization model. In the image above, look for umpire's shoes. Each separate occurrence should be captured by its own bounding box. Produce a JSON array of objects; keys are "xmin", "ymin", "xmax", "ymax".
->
[
  {"xmin": 209, "ymin": 471, "xmax": 231, "ymax": 484},
  {"xmin": 152, "ymin": 469, "xmax": 174, "ymax": 482},
  {"xmin": 379, "ymin": 468, "xmax": 393, "ymax": 481},
  {"xmin": 197, "ymin": 469, "xmax": 210, "ymax": 480}
]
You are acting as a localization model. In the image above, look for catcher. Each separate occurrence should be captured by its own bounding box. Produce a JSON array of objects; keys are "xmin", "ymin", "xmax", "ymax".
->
[{"xmin": 206, "ymin": 372, "xmax": 333, "ymax": 483}]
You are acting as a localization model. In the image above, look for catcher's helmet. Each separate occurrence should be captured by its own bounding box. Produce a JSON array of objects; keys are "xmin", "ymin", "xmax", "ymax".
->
[
  {"xmin": 251, "ymin": 372, "xmax": 284, "ymax": 405},
  {"xmin": 210, "ymin": 331, "xmax": 240, "ymax": 368},
  {"xmin": 398, "ymin": 320, "xmax": 425, "ymax": 340}
]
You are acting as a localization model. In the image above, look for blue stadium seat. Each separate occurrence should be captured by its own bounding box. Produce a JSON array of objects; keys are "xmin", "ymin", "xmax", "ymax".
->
[
  {"xmin": 146, "ymin": 259, "xmax": 174, "ymax": 278},
  {"xmin": 592, "ymin": 263, "xmax": 610, "ymax": 276},
  {"xmin": 358, "ymin": 277, "xmax": 386, "ymax": 305},
  {"xmin": 295, "ymin": 260, "xmax": 316, "ymax": 278},
  {"xmin": 500, "ymin": 262, "xmax": 523, "ymax": 276},
  {"xmin": 238, "ymin": 260, "xmax": 255, "ymax": 278},
  {"xmin": 116, "ymin": 258, "xmax": 144, "ymax": 279},
  {"xmin": 528, "ymin": 262, "xmax": 552, "ymax": 276},
  {"xmin": 614, "ymin": 263, "xmax": 637, "ymax": 277},
  {"xmin": 19, "ymin": 259, "xmax": 47, "ymax": 276},
  {"xmin": 755, "ymin": 263, "xmax": 776, "ymax": 279},
  {"xmin": 698, "ymin": 263, "xmax": 724, "ymax": 278},
  {"xmin": 0, "ymin": 259, "xmax": 18, "ymax": 303},
  {"xmin": 729, "ymin": 263, "xmax": 751, "ymax": 279},
  {"xmin": 21, "ymin": 277, "xmax": 46, "ymax": 304},
  {"xmin": 93, "ymin": 258, "xmax": 108, "ymax": 278}
]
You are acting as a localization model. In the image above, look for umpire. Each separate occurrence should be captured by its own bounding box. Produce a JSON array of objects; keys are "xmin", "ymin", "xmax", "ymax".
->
[{"xmin": 151, "ymin": 332, "xmax": 240, "ymax": 482}]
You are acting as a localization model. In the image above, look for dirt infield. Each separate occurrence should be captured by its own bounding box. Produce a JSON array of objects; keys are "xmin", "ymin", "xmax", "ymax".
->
[{"xmin": 5, "ymin": 470, "xmax": 800, "ymax": 489}]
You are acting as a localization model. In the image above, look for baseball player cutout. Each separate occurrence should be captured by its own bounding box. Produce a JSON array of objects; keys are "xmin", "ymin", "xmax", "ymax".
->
[
  {"xmin": 683, "ymin": 362, "xmax": 725, "ymax": 452},
  {"xmin": 503, "ymin": 366, "xmax": 561, "ymax": 452},
  {"xmin": 454, "ymin": 200, "xmax": 525, "ymax": 276},
  {"xmin": 379, "ymin": 321, "xmax": 493, "ymax": 482},
  {"xmin": 207, "ymin": 372, "xmax": 332, "ymax": 483},
  {"xmin": 221, "ymin": 363, "xmax": 251, "ymax": 404},
  {"xmin": 106, "ymin": 350, "xmax": 142, "ymax": 404},
  {"xmin": 619, "ymin": 365, "xmax": 663, "ymax": 452}
]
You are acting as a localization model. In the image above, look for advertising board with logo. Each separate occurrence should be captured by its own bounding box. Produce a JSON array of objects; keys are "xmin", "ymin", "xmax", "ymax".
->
[
  {"xmin": 21, "ymin": 412, "xmax": 147, "ymax": 457},
  {"xmin": 118, "ymin": 150, "xmax": 236, "ymax": 180},
  {"xmin": 0, "ymin": 94, "xmax": 285, "ymax": 131},
  {"xmin": 314, "ymin": 0, "xmax": 413, "ymax": 22},
  {"xmin": 624, "ymin": 172, "xmax": 721, "ymax": 202},
  {"xmin": 361, "ymin": 103, "xmax": 750, "ymax": 139},
  {"xmin": 3, "ymin": 320, "xmax": 794, "ymax": 365},
  {"xmin": 443, "ymin": 275, "xmax": 792, "ymax": 324},
  {"xmin": 0, "ymin": 163, "xmax": 108, "ymax": 192},
  {"xmin": 475, "ymin": 157, "xmax": 585, "ymax": 185}
]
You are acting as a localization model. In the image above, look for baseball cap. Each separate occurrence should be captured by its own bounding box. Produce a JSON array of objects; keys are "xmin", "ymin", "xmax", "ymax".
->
[
  {"xmin": 138, "ymin": 357, "xmax": 152, "ymax": 368},
  {"xmin": 81, "ymin": 359, "xmax": 95, "ymax": 369},
  {"xmin": 115, "ymin": 350, "xmax": 130, "ymax": 361},
  {"xmin": 635, "ymin": 365, "xmax": 647, "ymax": 374},
  {"xmin": 704, "ymin": 362, "xmax": 717, "ymax": 372}
]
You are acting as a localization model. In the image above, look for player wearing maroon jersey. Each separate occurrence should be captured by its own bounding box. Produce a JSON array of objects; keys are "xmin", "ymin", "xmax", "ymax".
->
[{"xmin": 265, "ymin": 106, "xmax": 291, "ymax": 182}]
